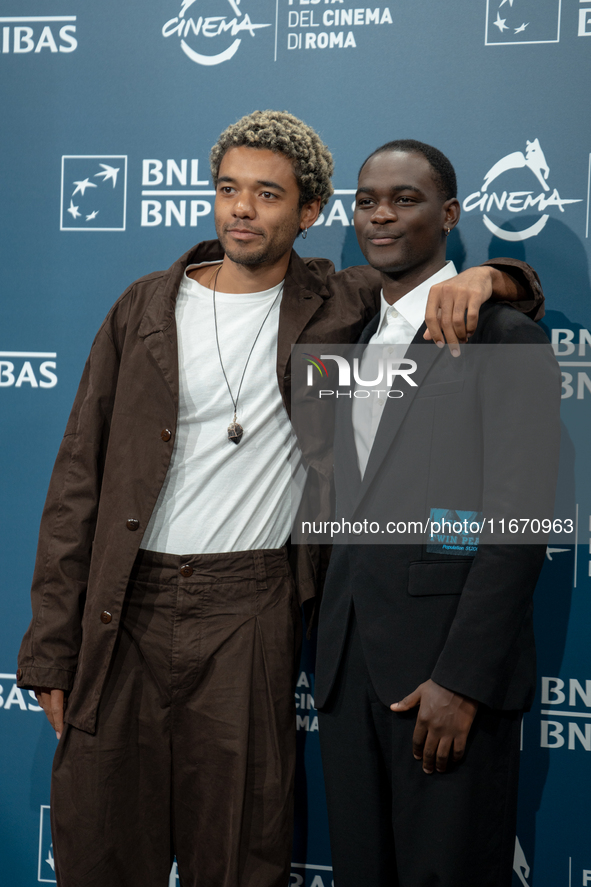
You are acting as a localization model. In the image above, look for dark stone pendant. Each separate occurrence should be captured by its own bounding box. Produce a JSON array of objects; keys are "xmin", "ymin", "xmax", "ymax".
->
[{"xmin": 228, "ymin": 421, "xmax": 244, "ymax": 445}]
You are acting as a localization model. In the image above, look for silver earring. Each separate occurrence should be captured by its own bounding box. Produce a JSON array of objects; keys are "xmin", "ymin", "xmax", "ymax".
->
[
  {"xmin": 445, "ymin": 228, "xmax": 451, "ymax": 236},
  {"xmin": 301, "ymin": 227, "xmax": 308, "ymax": 239}
]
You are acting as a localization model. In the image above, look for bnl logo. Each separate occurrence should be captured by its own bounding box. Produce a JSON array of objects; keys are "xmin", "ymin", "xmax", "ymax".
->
[
  {"xmin": 60, "ymin": 156, "xmax": 128, "ymax": 231},
  {"xmin": 38, "ymin": 807, "xmax": 56, "ymax": 883},
  {"xmin": 485, "ymin": 0, "xmax": 561, "ymax": 46}
]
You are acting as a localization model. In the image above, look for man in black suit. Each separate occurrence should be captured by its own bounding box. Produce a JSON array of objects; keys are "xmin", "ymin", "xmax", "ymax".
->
[{"xmin": 314, "ymin": 140, "xmax": 561, "ymax": 887}]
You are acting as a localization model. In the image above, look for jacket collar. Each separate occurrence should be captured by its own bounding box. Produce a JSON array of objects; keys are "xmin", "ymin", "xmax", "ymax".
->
[
  {"xmin": 138, "ymin": 239, "xmax": 333, "ymax": 412},
  {"xmin": 138, "ymin": 239, "xmax": 332, "ymax": 340},
  {"xmin": 276, "ymin": 248, "xmax": 332, "ymax": 406},
  {"xmin": 138, "ymin": 240, "xmax": 226, "ymax": 339}
]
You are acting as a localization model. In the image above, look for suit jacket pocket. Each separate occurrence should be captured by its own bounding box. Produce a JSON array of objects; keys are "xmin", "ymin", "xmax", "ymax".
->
[
  {"xmin": 408, "ymin": 560, "xmax": 472, "ymax": 596},
  {"xmin": 415, "ymin": 379, "xmax": 464, "ymax": 398}
]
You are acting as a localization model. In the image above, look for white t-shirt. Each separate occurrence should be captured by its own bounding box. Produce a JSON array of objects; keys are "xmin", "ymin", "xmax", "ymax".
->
[
  {"xmin": 353, "ymin": 261, "xmax": 457, "ymax": 477},
  {"xmin": 141, "ymin": 264, "xmax": 293, "ymax": 554}
]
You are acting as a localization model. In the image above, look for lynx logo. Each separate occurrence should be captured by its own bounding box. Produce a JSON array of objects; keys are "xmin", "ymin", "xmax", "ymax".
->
[
  {"xmin": 60, "ymin": 156, "xmax": 127, "ymax": 231},
  {"xmin": 0, "ymin": 16, "xmax": 77, "ymax": 54},
  {"xmin": 162, "ymin": 0, "xmax": 272, "ymax": 66},
  {"xmin": 463, "ymin": 139, "xmax": 582, "ymax": 241},
  {"xmin": 38, "ymin": 806, "xmax": 56, "ymax": 883},
  {"xmin": 485, "ymin": 0, "xmax": 561, "ymax": 46}
]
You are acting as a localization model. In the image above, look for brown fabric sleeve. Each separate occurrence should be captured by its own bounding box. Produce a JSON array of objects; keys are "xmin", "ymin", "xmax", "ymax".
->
[{"xmin": 482, "ymin": 257, "xmax": 545, "ymax": 321}]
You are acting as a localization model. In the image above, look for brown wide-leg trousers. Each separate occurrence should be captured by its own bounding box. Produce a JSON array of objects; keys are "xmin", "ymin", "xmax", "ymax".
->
[{"xmin": 51, "ymin": 547, "xmax": 300, "ymax": 887}]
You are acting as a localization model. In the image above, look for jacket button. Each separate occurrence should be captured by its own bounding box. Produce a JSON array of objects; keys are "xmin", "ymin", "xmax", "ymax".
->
[
  {"xmin": 161, "ymin": 428, "xmax": 172, "ymax": 442},
  {"xmin": 180, "ymin": 564, "xmax": 193, "ymax": 578},
  {"xmin": 100, "ymin": 611, "xmax": 112, "ymax": 624},
  {"xmin": 126, "ymin": 518, "xmax": 139, "ymax": 531},
  {"xmin": 16, "ymin": 668, "xmax": 22, "ymax": 681}
]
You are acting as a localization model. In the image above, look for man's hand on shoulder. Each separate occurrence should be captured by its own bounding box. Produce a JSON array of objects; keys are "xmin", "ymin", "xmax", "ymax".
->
[
  {"xmin": 424, "ymin": 265, "xmax": 524, "ymax": 354},
  {"xmin": 391, "ymin": 679, "xmax": 478, "ymax": 774},
  {"xmin": 33, "ymin": 687, "xmax": 65, "ymax": 740}
]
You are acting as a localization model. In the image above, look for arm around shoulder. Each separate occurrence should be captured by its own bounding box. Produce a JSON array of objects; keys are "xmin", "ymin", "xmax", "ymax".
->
[{"xmin": 482, "ymin": 257, "xmax": 545, "ymax": 320}]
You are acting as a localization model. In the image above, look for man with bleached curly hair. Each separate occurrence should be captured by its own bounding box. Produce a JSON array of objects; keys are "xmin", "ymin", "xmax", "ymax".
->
[
  {"xmin": 18, "ymin": 109, "xmax": 545, "ymax": 887},
  {"xmin": 210, "ymin": 109, "xmax": 335, "ymax": 213}
]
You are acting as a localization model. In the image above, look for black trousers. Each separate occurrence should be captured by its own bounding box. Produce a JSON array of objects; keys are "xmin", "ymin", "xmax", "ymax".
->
[{"xmin": 318, "ymin": 613, "xmax": 522, "ymax": 887}]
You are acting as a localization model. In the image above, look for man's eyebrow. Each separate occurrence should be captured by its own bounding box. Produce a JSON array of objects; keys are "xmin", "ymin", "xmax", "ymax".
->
[
  {"xmin": 257, "ymin": 179, "xmax": 286, "ymax": 193},
  {"xmin": 355, "ymin": 184, "xmax": 424, "ymax": 196},
  {"xmin": 216, "ymin": 175, "xmax": 286, "ymax": 193}
]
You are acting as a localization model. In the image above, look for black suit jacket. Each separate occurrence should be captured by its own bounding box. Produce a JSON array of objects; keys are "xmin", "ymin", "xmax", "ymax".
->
[{"xmin": 314, "ymin": 302, "xmax": 561, "ymax": 713}]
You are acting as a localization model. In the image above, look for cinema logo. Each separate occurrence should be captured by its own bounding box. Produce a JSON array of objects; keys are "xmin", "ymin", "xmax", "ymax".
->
[
  {"xmin": 463, "ymin": 139, "xmax": 582, "ymax": 241},
  {"xmin": 540, "ymin": 677, "xmax": 591, "ymax": 751},
  {"xmin": 0, "ymin": 352, "xmax": 57, "ymax": 389},
  {"xmin": 162, "ymin": 0, "xmax": 272, "ymax": 66},
  {"xmin": 303, "ymin": 352, "xmax": 417, "ymax": 399}
]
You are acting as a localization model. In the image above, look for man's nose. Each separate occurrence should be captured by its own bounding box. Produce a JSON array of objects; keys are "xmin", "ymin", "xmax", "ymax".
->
[
  {"xmin": 371, "ymin": 203, "xmax": 397, "ymax": 223},
  {"xmin": 232, "ymin": 193, "xmax": 256, "ymax": 218}
]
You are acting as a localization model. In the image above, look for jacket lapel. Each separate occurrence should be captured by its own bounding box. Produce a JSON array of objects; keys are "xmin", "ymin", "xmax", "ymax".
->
[
  {"xmin": 331, "ymin": 314, "xmax": 381, "ymax": 506},
  {"xmin": 277, "ymin": 250, "xmax": 332, "ymax": 417},
  {"xmin": 136, "ymin": 241, "xmax": 333, "ymax": 419},
  {"xmin": 352, "ymin": 323, "xmax": 440, "ymax": 514},
  {"xmin": 137, "ymin": 240, "xmax": 224, "ymax": 405}
]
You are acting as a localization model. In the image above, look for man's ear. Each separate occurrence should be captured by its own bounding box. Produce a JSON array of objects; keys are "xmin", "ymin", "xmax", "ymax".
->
[
  {"xmin": 300, "ymin": 196, "xmax": 322, "ymax": 232},
  {"xmin": 443, "ymin": 198, "xmax": 461, "ymax": 232}
]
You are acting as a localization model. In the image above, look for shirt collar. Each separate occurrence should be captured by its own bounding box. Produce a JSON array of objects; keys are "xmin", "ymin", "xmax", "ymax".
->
[{"xmin": 377, "ymin": 261, "xmax": 458, "ymax": 335}]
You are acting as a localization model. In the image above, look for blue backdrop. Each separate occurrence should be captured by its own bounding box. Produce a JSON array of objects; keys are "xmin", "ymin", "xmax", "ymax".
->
[{"xmin": 1, "ymin": 1, "xmax": 591, "ymax": 884}]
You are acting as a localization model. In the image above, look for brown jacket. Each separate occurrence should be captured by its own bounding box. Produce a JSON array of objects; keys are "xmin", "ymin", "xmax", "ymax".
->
[{"xmin": 16, "ymin": 240, "xmax": 544, "ymax": 733}]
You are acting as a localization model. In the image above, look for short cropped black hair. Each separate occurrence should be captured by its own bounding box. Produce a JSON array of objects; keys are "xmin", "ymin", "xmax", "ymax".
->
[{"xmin": 359, "ymin": 139, "xmax": 457, "ymax": 200}]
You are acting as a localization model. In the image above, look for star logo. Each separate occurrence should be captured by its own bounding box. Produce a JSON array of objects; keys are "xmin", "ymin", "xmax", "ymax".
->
[
  {"xmin": 60, "ymin": 156, "xmax": 127, "ymax": 231},
  {"xmin": 486, "ymin": 0, "xmax": 561, "ymax": 45},
  {"xmin": 72, "ymin": 178, "xmax": 97, "ymax": 196},
  {"xmin": 38, "ymin": 806, "xmax": 57, "ymax": 883},
  {"xmin": 94, "ymin": 163, "xmax": 120, "ymax": 187},
  {"xmin": 494, "ymin": 12, "xmax": 509, "ymax": 32},
  {"xmin": 46, "ymin": 845, "xmax": 55, "ymax": 872},
  {"xmin": 67, "ymin": 200, "xmax": 81, "ymax": 219}
]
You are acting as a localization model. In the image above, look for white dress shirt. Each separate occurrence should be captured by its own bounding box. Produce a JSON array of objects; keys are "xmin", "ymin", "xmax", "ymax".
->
[{"xmin": 353, "ymin": 261, "xmax": 457, "ymax": 477}]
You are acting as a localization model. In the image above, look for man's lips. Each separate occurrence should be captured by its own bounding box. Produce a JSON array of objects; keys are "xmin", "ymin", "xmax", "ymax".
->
[
  {"xmin": 226, "ymin": 227, "xmax": 263, "ymax": 241},
  {"xmin": 367, "ymin": 231, "xmax": 402, "ymax": 245}
]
